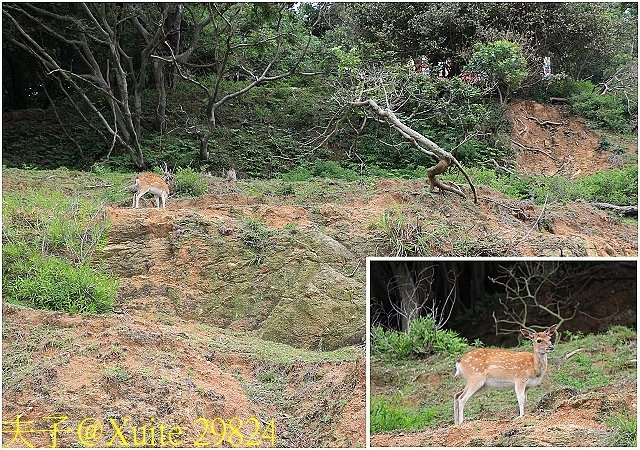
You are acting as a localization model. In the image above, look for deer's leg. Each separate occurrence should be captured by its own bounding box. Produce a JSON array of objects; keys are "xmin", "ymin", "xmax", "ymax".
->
[
  {"xmin": 154, "ymin": 195, "xmax": 160, "ymax": 208},
  {"xmin": 514, "ymin": 382, "xmax": 527, "ymax": 418},
  {"xmin": 456, "ymin": 380, "xmax": 484, "ymax": 424},
  {"xmin": 453, "ymin": 390, "xmax": 462, "ymax": 425}
]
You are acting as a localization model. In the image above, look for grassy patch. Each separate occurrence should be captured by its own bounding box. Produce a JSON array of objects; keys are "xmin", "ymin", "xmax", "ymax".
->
[
  {"xmin": 451, "ymin": 166, "xmax": 638, "ymax": 206},
  {"xmin": 376, "ymin": 210, "xmax": 514, "ymax": 257},
  {"xmin": 3, "ymin": 254, "xmax": 116, "ymax": 313},
  {"xmin": 3, "ymin": 186, "xmax": 117, "ymax": 314},
  {"xmin": 191, "ymin": 324, "xmax": 359, "ymax": 364},
  {"xmin": 370, "ymin": 394, "xmax": 437, "ymax": 433},
  {"xmin": 605, "ymin": 411, "xmax": 637, "ymax": 446},
  {"xmin": 2, "ymin": 324, "xmax": 74, "ymax": 392}
]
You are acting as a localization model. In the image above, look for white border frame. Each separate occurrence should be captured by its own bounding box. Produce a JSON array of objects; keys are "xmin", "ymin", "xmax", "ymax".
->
[{"xmin": 365, "ymin": 255, "xmax": 638, "ymax": 449}]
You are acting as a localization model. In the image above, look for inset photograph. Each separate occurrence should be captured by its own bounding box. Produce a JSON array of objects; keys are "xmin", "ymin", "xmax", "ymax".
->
[{"xmin": 369, "ymin": 259, "xmax": 637, "ymax": 447}]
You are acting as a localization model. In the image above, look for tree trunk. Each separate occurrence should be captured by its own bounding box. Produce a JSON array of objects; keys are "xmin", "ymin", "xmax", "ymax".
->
[
  {"xmin": 392, "ymin": 263, "xmax": 419, "ymax": 331},
  {"xmin": 199, "ymin": 129, "xmax": 212, "ymax": 161},
  {"xmin": 153, "ymin": 61, "xmax": 167, "ymax": 133},
  {"xmin": 165, "ymin": 4, "xmax": 183, "ymax": 93}
]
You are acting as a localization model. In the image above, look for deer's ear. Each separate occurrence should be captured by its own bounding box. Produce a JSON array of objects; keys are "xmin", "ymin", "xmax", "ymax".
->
[
  {"xmin": 545, "ymin": 325, "xmax": 558, "ymax": 336},
  {"xmin": 521, "ymin": 329, "xmax": 535, "ymax": 340}
]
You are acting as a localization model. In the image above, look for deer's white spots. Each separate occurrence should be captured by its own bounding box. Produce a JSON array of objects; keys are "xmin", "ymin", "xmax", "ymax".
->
[{"xmin": 453, "ymin": 325, "xmax": 557, "ymax": 425}]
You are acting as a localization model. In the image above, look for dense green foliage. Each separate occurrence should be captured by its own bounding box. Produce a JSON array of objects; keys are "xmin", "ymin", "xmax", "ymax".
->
[
  {"xmin": 371, "ymin": 316, "xmax": 468, "ymax": 359},
  {"xmin": 2, "ymin": 3, "xmax": 636, "ymax": 176},
  {"xmin": 465, "ymin": 40, "xmax": 528, "ymax": 103},
  {"xmin": 3, "ymin": 253, "xmax": 116, "ymax": 314},
  {"xmin": 173, "ymin": 167, "xmax": 208, "ymax": 197},
  {"xmin": 347, "ymin": 2, "xmax": 636, "ymax": 81},
  {"xmin": 2, "ymin": 190, "xmax": 116, "ymax": 313},
  {"xmin": 459, "ymin": 165, "xmax": 638, "ymax": 206}
]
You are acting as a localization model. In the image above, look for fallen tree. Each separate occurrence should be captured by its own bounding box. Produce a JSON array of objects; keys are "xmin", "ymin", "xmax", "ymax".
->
[
  {"xmin": 590, "ymin": 202, "xmax": 638, "ymax": 216},
  {"xmin": 312, "ymin": 68, "xmax": 479, "ymax": 203},
  {"xmin": 348, "ymin": 99, "xmax": 477, "ymax": 202}
]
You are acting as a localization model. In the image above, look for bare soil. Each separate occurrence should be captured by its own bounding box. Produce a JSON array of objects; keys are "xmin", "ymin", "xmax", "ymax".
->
[
  {"xmin": 2, "ymin": 100, "xmax": 637, "ymax": 447},
  {"xmin": 370, "ymin": 380, "xmax": 637, "ymax": 447}
]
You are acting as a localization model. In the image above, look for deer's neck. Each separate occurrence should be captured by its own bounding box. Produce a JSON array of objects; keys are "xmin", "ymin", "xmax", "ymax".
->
[{"xmin": 533, "ymin": 351, "xmax": 548, "ymax": 377}]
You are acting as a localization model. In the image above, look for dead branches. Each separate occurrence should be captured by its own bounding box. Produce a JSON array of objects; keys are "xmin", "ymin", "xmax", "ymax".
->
[
  {"xmin": 347, "ymin": 99, "xmax": 478, "ymax": 203},
  {"xmin": 491, "ymin": 261, "xmax": 582, "ymax": 340},
  {"xmin": 590, "ymin": 202, "xmax": 638, "ymax": 216},
  {"xmin": 510, "ymin": 138, "xmax": 557, "ymax": 161},
  {"xmin": 527, "ymin": 115, "xmax": 565, "ymax": 127}
]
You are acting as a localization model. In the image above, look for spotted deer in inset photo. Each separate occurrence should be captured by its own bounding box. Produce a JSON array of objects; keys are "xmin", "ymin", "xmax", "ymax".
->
[{"xmin": 453, "ymin": 324, "xmax": 557, "ymax": 424}]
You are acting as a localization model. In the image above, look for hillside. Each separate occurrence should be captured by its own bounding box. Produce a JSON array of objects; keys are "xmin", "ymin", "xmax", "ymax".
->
[
  {"xmin": 370, "ymin": 327, "xmax": 637, "ymax": 447},
  {"xmin": 1, "ymin": 99, "xmax": 637, "ymax": 447},
  {"xmin": 2, "ymin": 172, "xmax": 367, "ymax": 447}
]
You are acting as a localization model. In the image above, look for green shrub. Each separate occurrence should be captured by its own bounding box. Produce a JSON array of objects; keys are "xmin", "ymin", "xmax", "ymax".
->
[
  {"xmin": 455, "ymin": 166, "xmax": 638, "ymax": 206},
  {"xmin": 174, "ymin": 167, "xmax": 208, "ymax": 197},
  {"xmin": 532, "ymin": 76, "xmax": 635, "ymax": 133},
  {"xmin": 280, "ymin": 166, "xmax": 313, "ymax": 182},
  {"xmin": 535, "ymin": 75, "xmax": 593, "ymax": 101},
  {"xmin": 575, "ymin": 166, "xmax": 638, "ymax": 205},
  {"xmin": 240, "ymin": 217, "xmax": 272, "ymax": 252},
  {"xmin": 4, "ymin": 254, "xmax": 116, "ymax": 314},
  {"xmin": 371, "ymin": 316, "xmax": 468, "ymax": 359},
  {"xmin": 370, "ymin": 395, "xmax": 437, "ymax": 433},
  {"xmin": 3, "ymin": 189, "xmax": 116, "ymax": 314},
  {"xmin": 571, "ymin": 89, "xmax": 635, "ymax": 133},
  {"xmin": 605, "ymin": 412, "xmax": 637, "ymax": 446}
]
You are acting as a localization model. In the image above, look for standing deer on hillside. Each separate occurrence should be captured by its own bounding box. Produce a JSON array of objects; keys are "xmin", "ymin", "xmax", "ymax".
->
[
  {"xmin": 130, "ymin": 163, "xmax": 176, "ymax": 209},
  {"xmin": 453, "ymin": 324, "xmax": 557, "ymax": 425}
]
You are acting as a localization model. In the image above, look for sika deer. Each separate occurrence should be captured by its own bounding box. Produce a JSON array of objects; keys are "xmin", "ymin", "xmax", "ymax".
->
[
  {"xmin": 453, "ymin": 324, "xmax": 557, "ymax": 425},
  {"xmin": 130, "ymin": 163, "xmax": 176, "ymax": 209}
]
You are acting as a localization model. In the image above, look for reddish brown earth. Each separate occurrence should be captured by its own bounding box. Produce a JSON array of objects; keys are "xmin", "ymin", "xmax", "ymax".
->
[
  {"xmin": 370, "ymin": 380, "xmax": 637, "ymax": 447},
  {"xmin": 2, "ymin": 299, "xmax": 365, "ymax": 448},
  {"xmin": 2, "ymin": 100, "xmax": 637, "ymax": 448},
  {"xmin": 508, "ymin": 99, "xmax": 634, "ymax": 177}
]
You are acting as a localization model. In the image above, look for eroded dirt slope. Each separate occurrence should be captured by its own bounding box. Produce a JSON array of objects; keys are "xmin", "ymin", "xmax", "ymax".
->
[
  {"xmin": 508, "ymin": 99, "xmax": 634, "ymax": 177},
  {"xmin": 2, "ymin": 179, "xmax": 368, "ymax": 448}
]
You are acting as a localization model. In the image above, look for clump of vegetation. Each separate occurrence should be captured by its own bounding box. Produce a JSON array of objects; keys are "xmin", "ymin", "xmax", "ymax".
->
[
  {"xmin": 465, "ymin": 39, "xmax": 528, "ymax": 104},
  {"xmin": 370, "ymin": 395, "xmax": 437, "ymax": 433},
  {"xmin": 173, "ymin": 166, "xmax": 208, "ymax": 197},
  {"xmin": 571, "ymin": 89, "xmax": 636, "ymax": 133},
  {"xmin": 240, "ymin": 217, "xmax": 272, "ymax": 256},
  {"xmin": 4, "ymin": 254, "xmax": 115, "ymax": 314},
  {"xmin": 2, "ymin": 190, "xmax": 116, "ymax": 314},
  {"xmin": 605, "ymin": 411, "xmax": 637, "ymax": 446},
  {"xmin": 458, "ymin": 166, "xmax": 638, "ymax": 206},
  {"xmin": 371, "ymin": 316, "xmax": 468, "ymax": 359},
  {"xmin": 102, "ymin": 365, "xmax": 130, "ymax": 383},
  {"xmin": 540, "ymin": 76, "xmax": 637, "ymax": 133},
  {"xmin": 376, "ymin": 211, "xmax": 512, "ymax": 257}
]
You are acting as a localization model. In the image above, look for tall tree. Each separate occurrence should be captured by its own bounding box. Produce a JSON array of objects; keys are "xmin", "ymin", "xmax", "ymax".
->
[
  {"xmin": 2, "ymin": 3, "xmax": 212, "ymax": 168},
  {"xmin": 156, "ymin": 3, "xmax": 321, "ymax": 161}
]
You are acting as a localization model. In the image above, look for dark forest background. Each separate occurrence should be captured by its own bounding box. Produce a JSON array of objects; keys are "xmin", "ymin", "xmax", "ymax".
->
[{"xmin": 369, "ymin": 260, "xmax": 637, "ymax": 345}]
